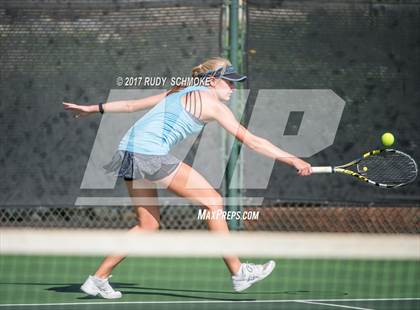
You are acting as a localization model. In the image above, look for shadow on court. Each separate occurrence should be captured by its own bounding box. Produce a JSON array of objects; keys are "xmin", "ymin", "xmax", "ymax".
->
[
  {"xmin": 1, "ymin": 281, "xmax": 351, "ymax": 295},
  {"xmin": 0, "ymin": 281, "xmax": 349, "ymax": 302},
  {"xmin": 44, "ymin": 282, "xmax": 344, "ymax": 301}
]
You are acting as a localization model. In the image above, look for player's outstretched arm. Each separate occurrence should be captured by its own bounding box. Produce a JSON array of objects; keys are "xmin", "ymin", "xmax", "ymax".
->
[
  {"xmin": 62, "ymin": 91, "xmax": 168, "ymax": 117},
  {"xmin": 209, "ymin": 101, "xmax": 312, "ymax": 176}
]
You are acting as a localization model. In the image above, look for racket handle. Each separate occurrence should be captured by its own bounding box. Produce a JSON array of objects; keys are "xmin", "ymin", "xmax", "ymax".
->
[{"xmin": 312, "ymin": 166, "xmax": 333, "ymax": 174}]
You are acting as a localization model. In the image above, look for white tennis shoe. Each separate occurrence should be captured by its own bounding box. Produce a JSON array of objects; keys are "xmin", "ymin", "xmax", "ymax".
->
[
  {"xmin": 232, "ymin": 260, "xmax": 276, "ymax": 292},
  {"xmin": 81, "ymin": 275, "xmax": 122, "ymax": 299}
]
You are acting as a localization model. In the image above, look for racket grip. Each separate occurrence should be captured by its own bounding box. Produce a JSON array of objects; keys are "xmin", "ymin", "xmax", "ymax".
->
[{"xmin": 312, "ymin": 166, "xmax": 333, "ymax": 174}]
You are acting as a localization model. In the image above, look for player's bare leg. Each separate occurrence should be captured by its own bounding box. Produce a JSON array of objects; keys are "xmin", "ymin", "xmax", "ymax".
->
[
  {"xmin": 156, "ymin": 162, "xmax": 275, "ymax": 292},
  {"xmin": 81, "ymin": 179, "xmax": 159, "ymax": 299}
]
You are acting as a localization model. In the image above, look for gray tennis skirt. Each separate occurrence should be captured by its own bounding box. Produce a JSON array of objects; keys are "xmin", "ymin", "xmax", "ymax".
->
[{"xmin": 103, "ymin": 150, "xmax": 181, "ymax": 181}]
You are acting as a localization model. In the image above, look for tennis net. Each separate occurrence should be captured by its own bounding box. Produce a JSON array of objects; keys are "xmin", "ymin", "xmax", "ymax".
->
[{"xmin": 1, "ymin": 229, "xmax": 419, "ymax": 310}]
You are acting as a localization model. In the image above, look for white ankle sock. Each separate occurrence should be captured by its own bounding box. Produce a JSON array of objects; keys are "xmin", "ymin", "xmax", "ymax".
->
[
  {"xmin": 92, "ymin": 275, "xmax": 107, "ymax": 282},
  {"xmin": 234, "ymin": 264, "xmax": 244, "ymax": 276}
]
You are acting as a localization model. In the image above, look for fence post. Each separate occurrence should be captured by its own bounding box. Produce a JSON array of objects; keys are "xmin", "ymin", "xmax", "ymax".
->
[{"xmin": 225, "ymin": 0, "xmax": 244, "ymax": 230}]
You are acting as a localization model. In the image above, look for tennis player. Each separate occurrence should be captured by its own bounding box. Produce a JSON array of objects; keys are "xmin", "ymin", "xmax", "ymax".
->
[{"xmin": 63, "ymin": 57, "xmax": 312, "ymax": 299}]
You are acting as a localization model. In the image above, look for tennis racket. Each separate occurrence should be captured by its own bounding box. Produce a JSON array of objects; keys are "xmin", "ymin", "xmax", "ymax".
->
[{"xmin": 312, "ymin": 149, "xmax": 418, "ymax": 188}]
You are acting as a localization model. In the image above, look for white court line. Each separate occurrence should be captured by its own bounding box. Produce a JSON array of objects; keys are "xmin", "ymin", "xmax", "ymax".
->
[
  {"xmin": 0, "ymin": 298, "xmax": 419, "ymax": 307},
  {"xmin": 297, "ymin": 300, "xmax": 374, "ymax": 310}
]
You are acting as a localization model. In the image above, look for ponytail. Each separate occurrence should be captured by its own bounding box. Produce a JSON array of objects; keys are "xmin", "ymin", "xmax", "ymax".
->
[{"xmin": 166, "ymin": 57, "xmax": 232, "ymax": 96}]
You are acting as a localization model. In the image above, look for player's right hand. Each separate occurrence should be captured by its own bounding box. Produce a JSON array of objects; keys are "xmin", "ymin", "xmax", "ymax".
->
[{"xmin": 292, "ymin": 158, "xmax": 312, "ymax": 176}]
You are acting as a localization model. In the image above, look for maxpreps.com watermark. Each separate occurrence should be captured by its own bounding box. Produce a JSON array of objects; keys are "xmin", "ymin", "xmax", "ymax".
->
[{"xmin": 197, "ymin": 209, "xmax": 260, "ymax": 221}]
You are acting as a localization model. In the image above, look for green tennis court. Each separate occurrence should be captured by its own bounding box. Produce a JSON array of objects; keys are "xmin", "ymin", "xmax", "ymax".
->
[{"xmin": 1, "ymin": 255, "xmax": 419, "ymax": 310}]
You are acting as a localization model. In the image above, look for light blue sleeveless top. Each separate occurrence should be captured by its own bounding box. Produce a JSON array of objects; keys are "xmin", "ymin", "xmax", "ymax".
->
[{"xmin": 118, "ymin": 86, "xmax": 208, "ymax": 155}]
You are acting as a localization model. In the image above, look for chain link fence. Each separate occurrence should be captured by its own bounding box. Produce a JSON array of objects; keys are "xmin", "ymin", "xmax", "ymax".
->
[
  {"xmin": 245, "ymin": 0, "xmax": 420, "ymax": 202},
  {"xmin": 1, "ymin": 0, "xmax": 419, "ymax": 234}
]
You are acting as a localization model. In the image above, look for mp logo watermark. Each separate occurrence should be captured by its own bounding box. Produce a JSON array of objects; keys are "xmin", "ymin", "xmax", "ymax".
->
[{"xmin": 75, "ymin": 89, "xmax": 344, "ymax": 207}]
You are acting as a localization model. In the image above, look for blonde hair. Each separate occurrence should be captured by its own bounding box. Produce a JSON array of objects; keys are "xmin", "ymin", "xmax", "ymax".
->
[
  {"xmin": 167, "ymin": 57, "xmax": 231, "ymax": 95},
  {"xmin": 191, "ymin": 57, "xmax": 231, "ymax": 78}
]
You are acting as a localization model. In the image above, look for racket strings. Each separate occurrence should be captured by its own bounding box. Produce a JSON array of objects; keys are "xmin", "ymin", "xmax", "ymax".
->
[{"xmin": 358, "ymin": 152, "xmax": 417, "ymax": 185}]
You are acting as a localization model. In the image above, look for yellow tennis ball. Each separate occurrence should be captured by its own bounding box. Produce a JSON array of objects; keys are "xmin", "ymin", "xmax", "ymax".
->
[
  {"xmin": 363, "ymin": 166, "xmax": 368, "ymax": 172},
  {"xmin": 381, "ymin": 132, "xmax": 395, "ymax": 147}
]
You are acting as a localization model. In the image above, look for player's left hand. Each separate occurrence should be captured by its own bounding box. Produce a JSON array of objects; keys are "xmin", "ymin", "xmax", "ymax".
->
[{"xmin": 63, "ymin": 102, "xmax": 92, "ymax": 119}]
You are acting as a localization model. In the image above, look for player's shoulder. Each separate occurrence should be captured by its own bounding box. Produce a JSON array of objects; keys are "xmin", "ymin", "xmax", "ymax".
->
[
  {"xmin": 184, "ymin": 86, "xmax": 210, "ymax": 95},
  {"xmin": 183, "ymin": 87, "xmax": 216, "ymax": 104},
  {"xmin": 183, "ymin": 88, "xmax": 225, "ymax": 121}
]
